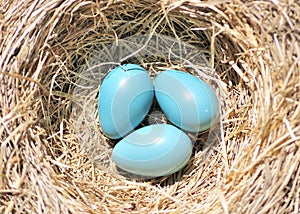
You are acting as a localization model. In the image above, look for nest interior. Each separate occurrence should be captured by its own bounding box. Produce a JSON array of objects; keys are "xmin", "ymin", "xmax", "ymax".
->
[{"xmin": 1, "ymin": 0, "xmax": 300, "ymax": 213}]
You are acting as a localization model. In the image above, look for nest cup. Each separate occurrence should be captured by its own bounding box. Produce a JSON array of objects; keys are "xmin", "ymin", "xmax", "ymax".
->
[
  {"xmin": 72, "ymin": 33, "xmax": 224, "ymax": 179},
  {"xmin": 1, "ymin": 0, "xmax": 300, "ymax": 213}
]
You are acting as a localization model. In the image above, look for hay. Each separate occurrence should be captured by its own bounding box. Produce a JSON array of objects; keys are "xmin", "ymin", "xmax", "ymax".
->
[{"xmin": 1, "ymin": 0, "xmax": 299, "ymax": 213}]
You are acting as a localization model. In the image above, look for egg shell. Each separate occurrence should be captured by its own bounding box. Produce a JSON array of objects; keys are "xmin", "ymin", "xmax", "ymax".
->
[
  {"xmin": 98, "ymin": 64, "xmax": 154, "ymax": 139},
  {"xmin": 154, "ymin": 70, "xmax": 219, "ymax": 132},
  {"xmin": 112, "ymin": 124, "xmax": 192, "ymax": 177}
]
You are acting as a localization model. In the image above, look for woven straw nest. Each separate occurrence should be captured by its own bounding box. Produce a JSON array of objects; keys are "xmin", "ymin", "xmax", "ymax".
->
[{"xmin": 1, "ymin": 0, "xmax": 300, "ymax": 213}]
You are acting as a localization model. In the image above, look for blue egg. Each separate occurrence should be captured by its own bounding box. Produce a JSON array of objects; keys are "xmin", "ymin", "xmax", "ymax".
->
[
  {"xmin": 112, "ymin": 124, "xmax": 192, "ymax": 177},
  {"xmin": 98, "ymin": 64, "xmax": 154, "ymax": 139},
  {"xmin": 154, "ymin": 70, "xmax": 219, "ymax": 132}
]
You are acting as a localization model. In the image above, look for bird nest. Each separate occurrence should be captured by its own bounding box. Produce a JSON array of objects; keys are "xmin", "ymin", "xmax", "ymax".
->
[{"xmin": 1, "ymin": 0, "xmax": 299, "ymax": 213}]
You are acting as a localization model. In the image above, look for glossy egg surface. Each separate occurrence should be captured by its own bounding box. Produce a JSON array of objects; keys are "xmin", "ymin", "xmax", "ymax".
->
[
  {"xmin": 98, "ymin": 64, "xmax": 154, "ymax": 139},
  {"xmin": 112, "ymin": 124, "xmax": 192, "ymax": 177},
  {"xmin": 154, "ymin": 70, "xmax": 219, "ymax": 132}
]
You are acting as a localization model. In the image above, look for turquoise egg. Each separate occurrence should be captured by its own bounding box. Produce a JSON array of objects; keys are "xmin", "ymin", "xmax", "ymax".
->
[
  {"xmin": 112, "ymin": 124, "xmax": 192, "ymax": 177},
  {"xmin": 98, "ymin": 64, "xmax": 154, "ymax": 139},
  {"xmin": 154, "ymin": 70, "xmax": 219, "ymax": 132}
]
